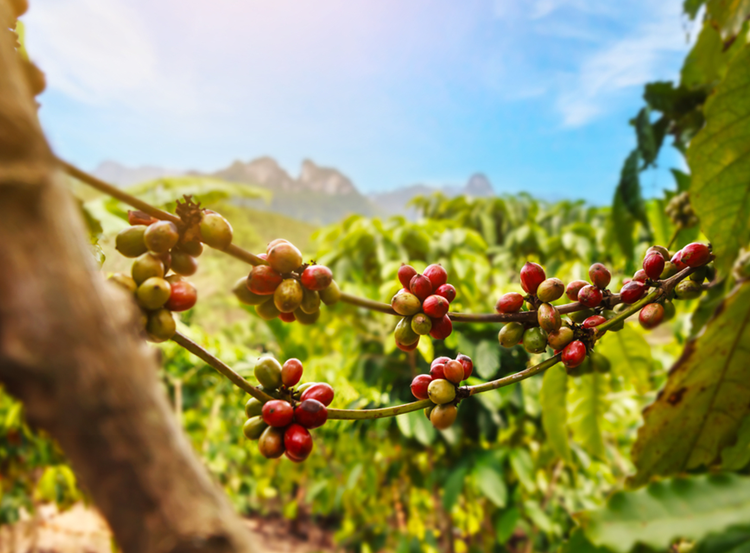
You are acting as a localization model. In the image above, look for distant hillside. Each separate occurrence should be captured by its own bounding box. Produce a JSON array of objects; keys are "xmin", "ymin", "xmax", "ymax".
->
[
  {"xmin": 91, "ymin": 158, "xmax": 497, "ymax": 224},
  {"xmin": 369, "ymin": 173, "xmax": 495, "ymax": 218}
]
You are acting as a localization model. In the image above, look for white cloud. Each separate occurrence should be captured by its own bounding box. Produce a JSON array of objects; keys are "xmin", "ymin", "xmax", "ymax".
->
[{"xmin": 555, "ymin": 2, "xmax": 694, "ymax": 127}]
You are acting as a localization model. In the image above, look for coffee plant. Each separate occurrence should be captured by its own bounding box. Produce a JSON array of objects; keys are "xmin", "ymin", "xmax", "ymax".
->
[{"xmin": 3, "ymin": 0, "xmax": 750, "ymax": 551}]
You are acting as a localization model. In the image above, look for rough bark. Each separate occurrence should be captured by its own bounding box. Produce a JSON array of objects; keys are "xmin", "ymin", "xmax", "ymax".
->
[{"xmin": 0, "ymin": 3, "xmax": 255, "ymax": 552}]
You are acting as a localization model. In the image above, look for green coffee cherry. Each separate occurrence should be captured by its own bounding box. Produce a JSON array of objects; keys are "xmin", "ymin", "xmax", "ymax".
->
[
  {"xmin": 391, "ymin": 291, "xmax": 422, "ymax": 316},
  {"xmin": 537, "ymin": 278, "xmax": 565, "ymax": 303},
  {"xmin": 569, "ymin": 308, "xmax": 595, "ymax": 324},
  {"xmin": 427, "ymin": 379, "xmax": 456, "ymax": 405},
  {"xmin": 424, "ymin": 405, "xmax": 435, "ymax": 420},
  {"xmin": 232, "ymin": 277, "xmax": 267, "ymax": 305},
  {"xmin": 299, "ymin": 287, "xmax": 321, "ymax": 315},
  {"xmin": 660, "ymin": 261, "xmax": 679, "ymax": 279},
  {"xmin": 255, "ymin": 357, "xmax": 283, "ymax": 390},
  {"xmin": 395, "ymin": 316, "xmax": 420, "ymax": 346},
  {"xmin": 319, "ymin": 279, "xmax": 341, "ymax": 305},
  {"xmin": 108, "ymin": 273, "xmax": 137, "ymax": 294},
  {"xmin": 243, "ymin": 416, "xmax": 268, "ymax": 440},
  {"xmin": 144, "ymin": 221, "xmax": 179, "ymax": 254},
  {"xmin": 245, "ymin": 397, "xmax": 263, "ymax": 418},
  {"xmin": 274, "ymin": 279, "xmax": 304, "ymax": 313},
  {"xmin": 176, "ymin": 240, "xmax": 203, "ymax": 257},
  {"xmin": 115, "ymin": 225, "xmax": 148, "ymax": 258},
  {"xmin": 146, "ymin": 309, "xmax": 176, "ymax": 342},
  {"xmin": 523, "ymin": 327, "xmax": 548, "ymax": 354},
  {"xmin": 131, "ymin": 253, "xmax": 165, "ymax": 285},
  {"xmin": 199, "ymin": 212, "xmax": 233, "ymax": 250},
  {"xmin": 293, "ymin": 307, "xmax": 320, "ymax": 325},
  {"xmin": 675, "ymin": 280, "xmax": 703, "ymax": 300},
  {"xmin": 256, "ymin": 297, "xmax": 281, "ymax": 320},
  {"xmin": 498, "ymin": 322, "xmax": 524, "ymax": 348},
  {"xmin": 411, "ymin": 313, "xmax": 432, "ymax": 335},
  {"xmin": 136, "ymin": 277, "xmax": 171, "ymax": 310},
  {"xmin": 662, "ymin": 300, "xmax": 676, "ymax": 321}
]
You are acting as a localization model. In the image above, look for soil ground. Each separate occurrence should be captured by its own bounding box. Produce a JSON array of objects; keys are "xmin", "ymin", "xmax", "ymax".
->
[{"xmin": 0, "ymin": 503, "xmax": 335, "ymax": 553}]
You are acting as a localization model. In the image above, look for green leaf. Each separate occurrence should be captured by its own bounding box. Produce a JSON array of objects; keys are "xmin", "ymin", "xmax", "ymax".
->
[
  {"xmin": 540, "ymin": 365, "xmax": 572, "ymax": 464},
  {"xmin": 706, "ymin": 0, "xmax": 750, "ymax": 40},
  {"xmin": 684, "ymin": 0, "xmax": 707, "ymax": 19},
  {"xmin": 687, "ymin": 44, "xmax": 750, "ymax": 275},
  {"xmin": 721, "ymin": 414, "xmax": 750, "ymax": 470},
  {"xmin": 596, "ymin": 325, "xmax": 652, "ymax": 394},
  {"xmin": 681, "ymin": 21, "xmax": 745, "ymax": 89},
  {"xmin": 634, "ymin": 107, "xmax": 658, "ymax": 167},
  {"xmin": 695, "ymin": 525, "xmax": 750, "ymax": 553},
  {"xmin": 608, "ymin": 173, "xmax": 635, "ymax": 260},
  {"xmin": 443, "ymin": 464, "xmax": 468, "ymax": 511},
  {"xmin": 509, "ymin": 448, "xmax": 535, "ymax": 492},
  {"xmin": 473, "ymin": 463, "xmax": 507, "ymax": 508},
  {"xmin": 559, "ymin": 528, "xmax": 611, "ymax": 553},
  {"xmin": 578, "ymin": 474, "xmax": 750, "ymax": 553},
  {"xmin": 630, "ymin": 281, "xmax": 750, "ymax": 486},
  {"xmin": 495, "ymin": 507, "xmax": 520, "ymax": 543},
  {"xmin": 409, "ymin": 410, "xmax": 436, "ymax": 446},
  {"xmin": 474, "ymin": 340, "xmax": 500, "ymax": 379},
  {"xmin": 568, "ymin": 371, "xmax": 608, "ymax": 460}
]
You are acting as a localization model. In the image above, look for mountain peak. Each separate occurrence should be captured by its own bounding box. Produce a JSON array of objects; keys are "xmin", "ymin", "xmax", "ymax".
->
[
  {"xmin": 299, "ymin": 159, "xmax": 356, "ymax": 195},
  {"xmin": 465, "ymin": 173, "xmax": 494, "ymax": 196}
]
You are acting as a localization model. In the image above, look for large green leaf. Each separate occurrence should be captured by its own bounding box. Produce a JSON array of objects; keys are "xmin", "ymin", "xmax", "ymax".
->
[
  {"xmin": 721, "ymin": 414, "xmax": 750, "ymax": 470},
  {"xmin": 629, "ymin": 281, "xmax": 750, "ymax": 486},
  {"xmin": 473, "ymin": 463, "xmax": 507, "ymax": 508},
  {"xmin": 706, "ymin": 0, "xmax": 750, "ymax": 40},
  {"xmin": 577, "ymin": 474, "xmax": 750, "ymax": 553},
  {"xmin": 681, "ymin": 20, "xmax": 747, "ymax": 88},
  {"xmin": 616, "ymin": 150, "xmax": 650, "ymax": 231},
  {"xmin": 695, "ymin": 525, "xmax": 750, "ymax": 553},
  {"xmin": 568, "ymin": 369, "xmax": 608, "ymax": 460},
  {"xmin": 687, "ymin": 44, "xmax": 750, "ymax": 274},
  {"xmin": 596, "ymin": 325, "xmax": 652, "ymax": 394},
  {"xmin": 540, "ymin": 365, "xmax": 572, "ymax": 464}
]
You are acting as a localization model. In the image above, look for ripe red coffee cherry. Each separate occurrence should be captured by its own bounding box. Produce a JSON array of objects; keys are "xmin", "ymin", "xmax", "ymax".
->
[
  {"xmin": 681, "ymin": 243, "xmax": 711, "ymax": 267},
  {"xmin": 520, "ymin": 262, "xmax": 546, "ymax": 295},
  {"xmin": 444, "ymin": 360, "xmax": 464, "ymax": 384},
  {"xmin": 566, "ymin": 280, "xmax": 588, "ymax": 301},
  {"xmin": 409, "ymin": 274, "xmax": 433, "ymax": 301},
  {"xmin": 266, "ymin": 238, "xmax": 289, "ymax": 252},
  {"xmin": 411, "ymin": 374, "xmax": 433, "ymax": 400},
  {"xmin": 643, "ymin": 253, "xmax": 665, "ymax": 280},
  {"xmin": 589, "ymin": 263, "xmax": 611, "ymax": 289},
  {"xmin": 279, "ymin": 312, "xmax": 296, "ymax": 323},
  {"xmin": 430, "ymin": 404, "xmax": 457, "ymax": 430},
  {"xmin": 578, "ymin": 285, "xmax": 603, "ymax": 308},
  {"xmin": 633, "ymin": 269, "xmax": 648, "ymax": 283},
  {"xmin": 429, "ymin": 315, "xmax": 453, "ymax": 340},
  {"xmin": 396, "ymin": 339, "xmax": 419, "ymax": 352},
  {"xmin": 294, "ymin": 399, "xmax": 328, "ymax": 429},
  {"xmin": 262, "ymin": 400, "xmax": 294, "ymax": 427},
  {"xmin": 268, "ymin": 242, "xmax": 303, "ymax": 274},
  {"xmin": 281, "ymin": 358, "xmax": 304, "ymax": 387},
  {"xmin": 398, "ymin": 264, "xmax": 418, "ymax": 289},
  {"xmin": 646, "ymin": 245, "xmax": 670, "ymax": 261},
  {"xmin": 435, "ymin": 283, "xmax": 457, "ymax": 303},
  {"xmin": 128, "ymin": 210, "xmax": 158, "ymax": 226},
  {"xmin": 300, "ymin": 383, "xmax": 334, "ymax": 406},
  {"xmin": 582, "ymin": 315, "xmax": 607, "ymax": 329},
  {"xmin": 165, "ymin": 280, "xmax": 198, "ymax": 311},
  {"xmin": 199, "ymin": 212, "xmax": 233, "ymax": 250},
  {"xmin": 496, "ymin": 292, "xmax": 524, "ymax": 314},
  {"xmin": 248, "ymin": 265, "xmax": 283, "ymax": 295},
  {"xmin": 671, "ymin": 250, "xmax": 687, "ymax": 270},
  {"xmin": 639, "ymin": 303, "xmax": 664, "ymax": 329},
  {"xmin": 537, "ymin": 278, "xmax": 565, "ymax": 303},
  {"xmin": 301, "ymin": 265, "xmax": 333, "ymax": 291},
  {"xmin": 620, "ymin": 280, "xmax": 647, "ymax": 304},
  {"xmin": 423, "ymin": 295, "xmax": 450, "ymax": 318},
  {"xmin": 430, "ymin": 357, "xmax": 450, "ymax": 379},
  {"xmin": 258, "ymin": 427, "xmax": 285, "ymax": 459},
  {"xmin": 423, "ymin": 264, "xmax": 448, "ymax": 289},
  {"xmin": 284, "ymin": 424, "xmax": 313, "ymax": 461},
  {"xmin": 456, "ymin": 354, "xmax": 473, "ymax": 379},
  {"xmin": 562, "ymin": 340, "xmax": 586, "ymax": 369},
  {"xmin": 538, "ymin": 303, "xmax": 562, "ymax": 332}
]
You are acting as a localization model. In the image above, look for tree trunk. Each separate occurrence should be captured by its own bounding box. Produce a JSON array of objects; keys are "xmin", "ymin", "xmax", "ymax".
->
[{"xmin": 0, "ymin": 3, "xmax": 255, "ymax": 552}]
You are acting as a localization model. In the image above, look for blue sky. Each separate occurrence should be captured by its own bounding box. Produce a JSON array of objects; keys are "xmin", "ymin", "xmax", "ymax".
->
[{"xmin": 24, "ymin": 0, "xmax": 697, "ymax": 204}]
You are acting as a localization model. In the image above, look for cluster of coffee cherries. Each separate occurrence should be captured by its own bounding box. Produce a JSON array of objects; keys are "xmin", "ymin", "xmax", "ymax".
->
[
  {"xmin": 390, "ymin": 264, "xmax": 457, "ymax": 351},
  {"xmin": 108, "ymin": 209, "xmax": 231, "ymax": 342},
  {"xmin": 496, "ymin": 242, "xmax": 712, "ymax": 373},
  {"xmin": 233, "ymin": 239, "xmax": 340, "ymax": 325},
  {"xmin": 243, "ymin": 357, "xmax": 334, "ymax": 462},
  {"xmin": 666, "ymin": 191, "xmax": 698, "ymax": 229},
  {"xmin": 410, "ymin": 354, "xmax": 473, "ymax": 429}
]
